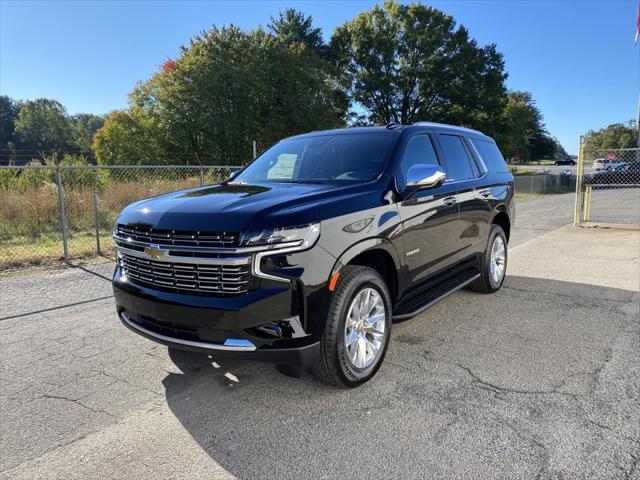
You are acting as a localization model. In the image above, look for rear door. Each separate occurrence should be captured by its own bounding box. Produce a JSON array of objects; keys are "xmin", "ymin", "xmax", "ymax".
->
[
  {"xmin": 435, "ymin": 134, "xmax": 491, "ymax": 260},
  {"xmin": 396, "ymin": 133, "xmax": 460, "ymax": 287}
]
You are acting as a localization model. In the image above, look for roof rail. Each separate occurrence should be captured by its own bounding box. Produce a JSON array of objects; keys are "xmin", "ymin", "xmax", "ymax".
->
[{"xmin": 413, "ymin": 121, "xmax": 483, "ymax": 135}]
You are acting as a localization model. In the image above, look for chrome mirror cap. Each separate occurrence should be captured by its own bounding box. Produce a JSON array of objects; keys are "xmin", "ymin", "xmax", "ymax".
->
[{"xmin": 406, "ymin": 164, "xmax": 446, "ymax": 189}]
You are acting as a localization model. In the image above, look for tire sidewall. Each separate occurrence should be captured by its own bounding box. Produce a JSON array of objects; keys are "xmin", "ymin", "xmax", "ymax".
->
[{"xmin": 333, "ymin": 272, "xmax": 392, "ymax": 384}]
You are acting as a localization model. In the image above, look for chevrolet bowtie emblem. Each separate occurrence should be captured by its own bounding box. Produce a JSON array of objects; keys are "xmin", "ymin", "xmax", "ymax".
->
[{"xmin": 144, "ymin": 245, "xmax": 167, "ymax": 259}]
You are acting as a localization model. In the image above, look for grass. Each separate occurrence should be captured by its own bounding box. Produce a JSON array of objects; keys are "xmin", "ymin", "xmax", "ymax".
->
[
  {"xmin": 513, "ymin": 159, "xmax": 556, "ymax": 166},
  {"xmin": 515, "ymin": 192, "xmax": 558, "ymax": 201},
  {"xmin": 0, "ymin": 231, "xmax": 116, "ymax": 271},
  {"xmin": 0, "ymin": 175, "xmax": 210, "ymax": 270},
  {"xmin": 509, "ymin": 166, "xmax": 537, "ymax": 176}
]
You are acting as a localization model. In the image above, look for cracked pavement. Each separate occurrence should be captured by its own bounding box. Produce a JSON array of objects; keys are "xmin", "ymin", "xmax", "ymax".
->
[{"xmin": 1, "ymin": 193, "xmax": 639, "ymax": 479}]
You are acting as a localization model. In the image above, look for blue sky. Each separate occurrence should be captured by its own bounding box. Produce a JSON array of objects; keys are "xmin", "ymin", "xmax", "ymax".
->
[{"xmin": 1, "ymin": 0, "xmax": 638, "ymax": 153}]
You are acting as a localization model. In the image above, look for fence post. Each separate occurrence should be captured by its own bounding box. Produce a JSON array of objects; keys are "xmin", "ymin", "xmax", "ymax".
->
[
  {"xmin": 530, "ymin": 174, "xmax": 534, "ymax": 194},
  {"xmin": 93, "ymin": 190, "xmax": 101, "ymax": 255},
  {"xmin": 583, "ymin": 186, "xmax": 592, "ymax": 223},
  {"xmin": 574, "ymin": 136, "xmax": 586, "ymax": 226},
  {"xmin": 199, "ymin": 166, "xmax": 204, "ymax": 187},
  {"xmin": 252, "ymin": 140, "xmax": 257, "ymax": 159},
  {"xmin": 56, "ymin": 166, "xmax": 69, "ymax": 262}
]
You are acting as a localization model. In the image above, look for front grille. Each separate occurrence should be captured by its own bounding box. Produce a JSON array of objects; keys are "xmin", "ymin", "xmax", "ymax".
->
[
  {"xmin": 119, "ymin": 252, "xmax": 252, "ymax": 295},
  {"xmin": 117, "ymin": 224, "xmax": 239, "ymax": 248}
]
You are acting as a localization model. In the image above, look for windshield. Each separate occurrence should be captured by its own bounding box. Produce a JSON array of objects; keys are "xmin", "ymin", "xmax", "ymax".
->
[{"xmin": 233, "ymin": 133, "xmax": 397, "ymax": 184}]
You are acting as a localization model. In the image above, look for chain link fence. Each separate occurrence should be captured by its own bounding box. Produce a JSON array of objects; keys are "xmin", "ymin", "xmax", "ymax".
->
[
  {"xmin": 0, "ymin": 165, "xmax": 240, "ymax": 274},
  {"xmin": 574, "ymin": 145, "xmax": 640, "ymax": 227},
  {"xmin": 513, "ymin": 172, "xmax": 576, "ymax": 195}
]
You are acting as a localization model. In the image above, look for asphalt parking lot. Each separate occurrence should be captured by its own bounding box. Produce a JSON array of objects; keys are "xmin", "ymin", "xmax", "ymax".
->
[{"xmin": 1, "ymin": 193, "xmax": 639, "ymax": 479}]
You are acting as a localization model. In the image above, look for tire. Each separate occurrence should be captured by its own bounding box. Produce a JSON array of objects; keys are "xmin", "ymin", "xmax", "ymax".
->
[
  {"xmin": 312, "ymin": 265, "xmax": 392, "ymax": 388},
  {"xmin": 469, "ymin": 224, "xmax": 508, "ymax": 294}
]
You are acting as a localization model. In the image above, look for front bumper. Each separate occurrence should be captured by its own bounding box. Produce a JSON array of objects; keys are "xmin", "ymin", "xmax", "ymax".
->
[{"xmin": 113, "ymin": 269, "xmax": 321, "ymax": 365}]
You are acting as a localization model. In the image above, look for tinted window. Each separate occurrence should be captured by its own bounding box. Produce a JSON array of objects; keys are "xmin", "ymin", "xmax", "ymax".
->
[
  {"xmin": 398, "ymin": 135, "xmax": 439, "ymax": 188},
  {"xmin": 437, "ymin": 134, "xmax": 475, "ymax": 181},
  {"xmin": 234, "ymin": 134, "xmax": 396, "ymax": 184},
  {"xmin": 471, "ymin": 139, "xmax": 509, "ymax": 173}
]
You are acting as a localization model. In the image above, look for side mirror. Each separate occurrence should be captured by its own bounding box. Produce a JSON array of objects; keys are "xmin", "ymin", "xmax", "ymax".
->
[
  {"xmin": 228, "ymin": 170, "xmax": 240, "ymax": 180},
  {"xmin": 406, "ymin": 164, "xmax": 446, "ymax": 189}
]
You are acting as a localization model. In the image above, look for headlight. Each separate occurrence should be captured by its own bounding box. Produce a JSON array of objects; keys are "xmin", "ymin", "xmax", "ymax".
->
[{"xmin": 240, "ymin": 223, "xmax": 320, "ymax": 249}]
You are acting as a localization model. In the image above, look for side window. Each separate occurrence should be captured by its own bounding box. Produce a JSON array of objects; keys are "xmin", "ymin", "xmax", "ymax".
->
[
  {"xmin": 471, "ymin": 139, "xmax": 509, "ymax": 173},
  {"xmin": 398, "ymin": 135, "xmax": 439, "ymax": 188},
  {"xmin": 437, "ymin": 134, "xmax": 475, "ymax": 181}
]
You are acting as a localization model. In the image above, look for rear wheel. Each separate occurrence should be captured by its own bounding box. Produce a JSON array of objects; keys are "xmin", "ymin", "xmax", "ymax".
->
[
  {"xmin": 469, "ymin": 224, "xmax": 508, "ymax": 294},
  {"xmin": 312, "ymin": 266, "xmax": 392, "ymax": 388}
]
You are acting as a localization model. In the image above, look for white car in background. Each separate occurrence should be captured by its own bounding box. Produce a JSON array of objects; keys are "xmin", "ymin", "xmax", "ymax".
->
[{"xmin": 592, "ymin": 158, "xmax": 626, "ymax": 171}]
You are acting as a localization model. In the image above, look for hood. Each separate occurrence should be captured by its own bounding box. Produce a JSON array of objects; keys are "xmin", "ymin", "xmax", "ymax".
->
[{"xmin": 116, "ymin": 181, "xmax": 386, "ymax": 232}]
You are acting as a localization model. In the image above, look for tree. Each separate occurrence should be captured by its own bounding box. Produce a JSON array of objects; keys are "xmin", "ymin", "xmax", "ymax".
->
[
  {"xmin": 70, "ymin": 113, "xmax": 105, "ymax": 154},
  {"xmin": 124, "ymin": 24, "xmax": 346, "ymax": 164},
  {"xmin": 268, "ymin": 9, "xmax": 325, "ymax": 56},
  {"xmin": 583, "ymin": 120, "xmax": 638, "ymax": 159},
  {"xmin": 92, "ymin": 110, "xmax": 164, "ymax": 165},
  {"xmin": 495, "ymin": 91, "xmax": 561, "ymax": 161},
  {"xmin": 13, "ymin": 98, "xmax": 74, "ymax": 155},
  {"xmin": 330, "ymin": 0, "xmax": 507, "ymax": 132},
  {"xmin": 0, "ymin": 96, "xmax": 20, "ymax": 147}
]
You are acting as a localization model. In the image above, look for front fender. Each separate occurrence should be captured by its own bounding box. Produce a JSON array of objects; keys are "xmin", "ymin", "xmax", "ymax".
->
[{"xmin": 330, "ymin": 237, "xmax": 402, "ymax": 278}]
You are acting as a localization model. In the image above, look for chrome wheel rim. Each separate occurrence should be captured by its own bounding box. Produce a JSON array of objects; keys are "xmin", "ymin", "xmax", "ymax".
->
[
  {"xmin": 490, "ymin": 236, "xmax": 506, "ymax": 284},
  {"xmin": 344, "ymin": 287, "xmax": 386, "ymax": 369}
]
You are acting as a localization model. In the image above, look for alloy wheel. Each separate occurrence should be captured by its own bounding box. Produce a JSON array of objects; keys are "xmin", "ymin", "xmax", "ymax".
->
[
  {"xmin": 344, "ymin": 287, "xmax": 387, "ymax": 369},
  {"xmin": 490, "ymin": 236, "xmax": 506, "ymax": 284}
]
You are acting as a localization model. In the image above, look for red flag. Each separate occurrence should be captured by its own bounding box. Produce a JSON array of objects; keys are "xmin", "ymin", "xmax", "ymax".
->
[{"xmin": 636, "ymin": 2, "xmax": 640, "ymax": 47}]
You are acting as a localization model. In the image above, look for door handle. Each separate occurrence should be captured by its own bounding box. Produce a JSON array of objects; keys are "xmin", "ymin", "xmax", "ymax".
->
[{"xmin": 443, "ymin": 196, "xmax": 457, "ymax": 207}]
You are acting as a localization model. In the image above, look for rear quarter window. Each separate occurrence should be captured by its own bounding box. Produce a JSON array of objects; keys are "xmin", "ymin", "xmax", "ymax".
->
[{"xmin": 471, "ymin": 139, "xmax": 509, "ymax": 173}]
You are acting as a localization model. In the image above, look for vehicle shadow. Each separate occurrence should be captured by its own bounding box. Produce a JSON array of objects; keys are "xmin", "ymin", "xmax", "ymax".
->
[{"xmin": 161, "ymin": 275, "xmax": 639, "ymax": 479}]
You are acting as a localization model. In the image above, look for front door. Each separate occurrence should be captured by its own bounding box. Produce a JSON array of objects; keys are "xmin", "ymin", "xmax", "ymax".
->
[{"xmin": 395, "ymin": 134, "xmax": 461, "ymax": 288}]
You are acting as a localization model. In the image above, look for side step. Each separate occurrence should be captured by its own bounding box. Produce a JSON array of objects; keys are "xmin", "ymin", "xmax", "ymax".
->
[{"xmin": 392, "ymin": 270, "xmax": 480, "ymax": 321}]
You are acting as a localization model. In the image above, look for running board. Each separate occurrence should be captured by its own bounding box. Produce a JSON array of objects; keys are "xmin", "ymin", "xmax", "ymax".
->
[{"xmin": 392, "ymin": 271, "xmax": 480, "ymax": 321}]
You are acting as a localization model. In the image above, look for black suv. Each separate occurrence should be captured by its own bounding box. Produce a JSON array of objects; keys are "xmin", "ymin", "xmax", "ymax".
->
[{"xmin": 113, "ymin": 123, "xmax": 514, "ymax": 387}]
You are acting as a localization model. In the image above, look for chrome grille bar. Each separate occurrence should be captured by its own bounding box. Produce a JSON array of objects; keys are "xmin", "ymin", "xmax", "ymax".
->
[
  {"xmin": 118, "ymin": 251, "xmax": 252, "ymax": 295},
  {"xmin": 113, "ymin": 244, "xmax": 251, "ymax": 266},
  {"xmin": 117, "ymin": 225, "xmax": 239, "ymax": 248}
]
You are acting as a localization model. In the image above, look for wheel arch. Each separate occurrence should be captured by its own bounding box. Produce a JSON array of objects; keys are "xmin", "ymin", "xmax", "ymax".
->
[
  {"xmin": 491, "ymin": 209, "xmax": 511, "ymax": 242},
  {"xmin": 331, "ymin": 238, "xmax": 401, "ymax": 303}
]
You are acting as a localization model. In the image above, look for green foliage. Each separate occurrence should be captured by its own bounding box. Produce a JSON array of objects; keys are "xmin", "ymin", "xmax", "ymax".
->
[
  {"xmin": 496, "ymin": 91, "xmax": 563, "ymax": 161},
  {"xmin": 14, "ymin": 98, "xmax": 74, "ymax": 153},
  {"xmin": 58, "ymin": 153, "xmax": 110, "ymax": 190},
  {"xmin": 584, "ymin": 120, "xmax": 638, "ymax": 159},
  {"xmin": 0, "ymin": 95, "xmax": 21, "ymax": 154},
  {"xmin": 0, "ymin": 154, "xmax": 107, "ymax": 191},
  {"xmin": 107, "ymin": 23, "xmax": 347, "ymax": 165},
  {"xmin": 330, "ymin": 0, "xmax": 507, "ymax": 131},
  {"xmin": 70, "ymin": 113, "xmax": 105, "ymax": 154},
  {"xmin": 268, "ymin": 9, "xmax": 325, "ymax": 56},
  {"xmin": 92, "ymin": 110, "xmax": 165, "ymax": 165}
]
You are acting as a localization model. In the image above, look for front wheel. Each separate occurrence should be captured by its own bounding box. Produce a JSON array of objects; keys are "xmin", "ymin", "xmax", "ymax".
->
[
  {"xmin": 312, "ymin": 266, "xmax": 392, "ymax": 388},
  {"xmin": 469, "ymin": 224, "xmax": 508, "ymax": 293}
]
